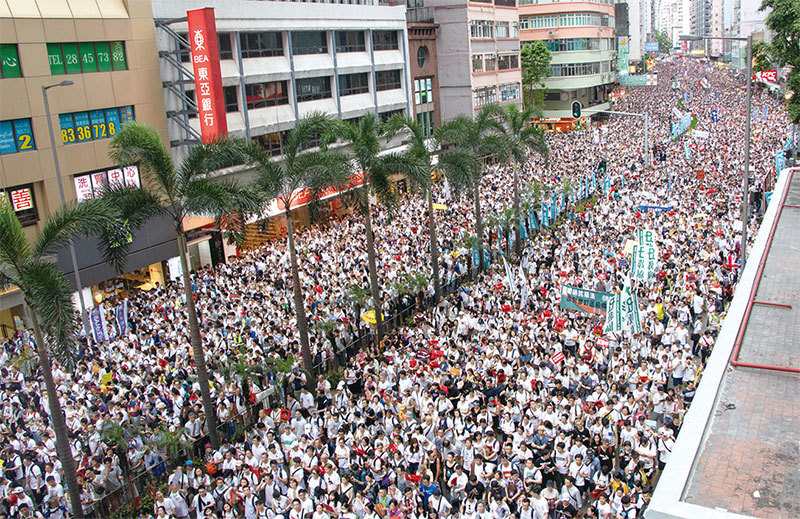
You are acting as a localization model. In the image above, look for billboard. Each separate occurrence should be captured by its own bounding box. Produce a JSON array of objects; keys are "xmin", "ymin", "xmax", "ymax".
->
[
  {"xmin": 187, "ymin": 8, "xmax": 228, "ymax": 143},
  {"xmin": 645, "ymin": 41, "xmax": 659, "ymax": 52},
  {"xmin": 618, "ymin": 37, "xmax": 630, "ymax": 76}
]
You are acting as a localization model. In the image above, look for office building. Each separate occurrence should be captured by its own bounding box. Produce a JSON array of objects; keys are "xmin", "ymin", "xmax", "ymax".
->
[
  {"xmin": 518, "ymin": 0, "xmax": 617, "ymax": 121},
  {"xmin": 407, "ymin": 6, "xmax": 441, "ymax": 137},
  {"xmin": 0, "ymin": 0, "xmax": 175, "ymax": 334},
  {"xmin": 424, "ymin": 0, "xmax": 522, "ymax": 121}
]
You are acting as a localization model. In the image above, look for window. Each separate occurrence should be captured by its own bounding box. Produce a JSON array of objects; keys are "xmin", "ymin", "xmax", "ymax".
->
[
  {"xmin": 339, "ymin": 73, "xmax": 370, "ymax": 96},
  {"xmin": 376, "ymin": 69, "xmax": 402, "ymax": 91},
  {"xmin": 495, "ymin": 0, "xmax": 516, "ymax": 5},
  {"xmin": 496, "ymin": 22, "xmax": 510, "ymax": 38},
  {"xmin": 520, "ymin": 13, "xmax": 613, "ymax": 29},
  {"xmin": 511, "ymin": 22, "xmax": 519, "ymax": 38},
  {"xmin": 373, "ymin": 31, "xmax": 399, "ymax": 51},
  {"xmin": 296, "ymin": 76, "xmax": 332, "ymax": 102},
  {"xmin": 470, "ymin": 20, "xmax": 494, "ymax": 39},
  {"xmin": 292, "ymin": 32, "xmax": 328, "ymax": 55},
  {"xmin": 241, "ymin": 32, "xmax": 284, "ymax": 58},
  {"xmin": 223, "ymin": 86, "xmax": 238, "ymax": 113},
  {"xmin": 253, "ymin": 131, "xmax": 288, "ymax": 156},
  {"xmin": 0, "ymin": 183, "xmax": 38, "ymax": 226},
  {"xmin": 472, "ymin": 54, "xmax": 483, "ymax": 73},
  {"xmin": 549, "ymin": 61, "xmax": 603, "ymax": 77},
  {"xmin": 58, "ymin": 106, "xmax": 133, "ymax": 144},
  {"xmin": 498, "ymin": 54, "xmax": 519, "ymax": 70},
  {"xmin": 483, "ymin": 54, "xmax": 497, "ymax": 72},
  {"xmin": 336, "ymin": 31, "xmax": 366, "ymax": 53},
  {"xmin": 417, "ymin": 110, "xmax": 434, "ymax": 137},
  {"xmin": 499, "ymin": 82, "xmax": 520, "ymax": 101},
  {"xmin": 473, "ymin": 86, "xmax": 496, "ymax": 107},
  {"xmin": 48, "ymin": 41, "xmax": 126, "ymax": 74},
  {"xmin": 218, "ymin": 33, "xmax": 233, "ymax": 60},
  {"xmin": 414, "ymin": 77, "xmax": 433, "ymax": 105},
  {"xmin": 0, "ymin": 44, "xmax": 22, "ymax": 78},
  {"xmin": 73, "ymin": 166, "xmax": 141, "ymax": 203},
  {"xmin": 245, "ymin": 81, "xmax": 289, "ymax": 109},
  {"xmin": 417, "ymin": 46, "xmax": 429, "ymax": 68},
  {"xmin": 0, "ymin": 118, "xmax": 35, "ymax": 154},
  {"xmin": 379, "ymin": 109, "xmax": 403, "ymax": 122}
]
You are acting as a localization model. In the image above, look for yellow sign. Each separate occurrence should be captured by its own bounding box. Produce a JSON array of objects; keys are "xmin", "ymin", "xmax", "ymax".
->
[
  {"xmin": 101, "ymin": 373, "xmax": 113, "ymax": 385},
  {"xmin": 624, "ymin": 239, "xmax": 638, "ymax": 255},
  {"xmin": 451, "ymin": 250, "xmax": 460, "ymax": 257},
  {"xmin": 362, "ymin": 310, "xmax": 384, "ymax": 324},
  {"xmin": 432, "ymin": 203, "xmax": 448, "ymax": 210}
]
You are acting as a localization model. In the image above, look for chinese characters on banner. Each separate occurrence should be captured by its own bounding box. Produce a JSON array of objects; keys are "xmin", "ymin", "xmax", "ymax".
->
[
  {"xmin": 630, "ymin": 243, "xmax": 658, "ymax": 281},
  {"xmin": 636, "ymin": 228, "xmax": 656, "ymax": 248},
  {"xmin": 73, "ymin": 165, "xmax": 141, "ymax": 202},
  {"xmin": 603, "ymin": 279, "xmax": 642, "ymax": 334},
  {"xmin": 187, "ymin": 8, "xmax": 228, "ymax": 143}
]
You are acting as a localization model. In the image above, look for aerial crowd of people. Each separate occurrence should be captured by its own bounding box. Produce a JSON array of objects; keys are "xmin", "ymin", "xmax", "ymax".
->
[{"xmin": 0, "ymin": 56, "xmax": 793, "ymax": 519}]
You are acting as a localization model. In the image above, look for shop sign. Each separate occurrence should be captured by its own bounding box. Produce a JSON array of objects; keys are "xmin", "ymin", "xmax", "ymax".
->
[
  {"xmin": 0, "ymin": 183, "xmax": 38, "ymax": 225},
  {"xmin": 187, "ymin": 8, "xmax": 227, "ymax": 143},
  {"xmin": 74, "ymin": 165, "xmax": 141, "ymax": 202}
]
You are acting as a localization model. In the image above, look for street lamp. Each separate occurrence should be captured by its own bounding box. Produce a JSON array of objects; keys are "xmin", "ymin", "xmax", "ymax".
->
[
  {"xmin": 680, "ymin": 34, "xmax": 753, "ymax": 269},
  {"xmin": 42, "ymin": 80, "xmax": 93, "ymax": 341}
]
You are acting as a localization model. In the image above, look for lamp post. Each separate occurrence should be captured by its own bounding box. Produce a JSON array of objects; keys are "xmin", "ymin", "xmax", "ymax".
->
[
  {"xmin": 680, "ymin": 34, "xmax": 753, "ymax": 268},
  {"xmin": 42, "ymin": 80, "xmax": 92, "ymax": 341}
]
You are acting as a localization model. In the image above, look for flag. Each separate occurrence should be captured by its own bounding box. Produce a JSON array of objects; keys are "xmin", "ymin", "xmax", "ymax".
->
[
  {"xmin": 591, "ymin": 170, "xmax": 597, "ymax": 192},
  {"xmin": 114, "ymin": 299, "xmax": 129, "ymax": 337},
  {"xmin": 519, "ymin": 265, "xmax": 529, "ymax": 309},
  {"xmin": 603, "ymin": 174, "xmax": 610, "ymax": 195},
  {"xmin": 503, "ymin": 257, "xmax": 516, "ymax": 298},
  {"xmin": 529, "ymin": 209, "xmax": 538, "ymax": 231},
  {"xmin": 472, "ymin": 245, "xmax": 480, "ymax": 269},
  {"xmin": 603, "ymin": 293, "xmax": 624, "ymax": 334},
  {"xmin": 519, "ymin": 219, "xmax": 528, "ymax": 240},
  {"xmin": 542, "ymin": 202, "xmax": 549, "ymax": 227},
  {"xmin": 89, "ymin": 306, "xmax": 109, "ymax": 344},
  {"xmin": 724, "ymin": 253, "xmax": 740, "ymax": 275},
  {"xmin": 752, "ymin": 106, "xmax": 760, "ymax": 121},
  {"xmin": 762, "ymin": 105, "xmax": 767, "ymax": 122},
  {"xmin": 620, "ymin": 278, "xmax": 642, "ymax": 334},
  {"xmin": 442, "ymin": 176, "xmax": 451, "ymax": 200},
  {"xmin": 552, "ymin": 351, "xmax": 565, "ymax": 365},
  {"xmin": 483, "ymin": 249, "xmax": 491, "ymax": 267}
]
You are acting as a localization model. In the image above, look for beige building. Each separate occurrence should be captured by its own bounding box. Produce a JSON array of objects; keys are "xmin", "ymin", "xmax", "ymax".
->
[{"xmin": 0, "ymin": 0, "xmax": 173, "ymax": 335}]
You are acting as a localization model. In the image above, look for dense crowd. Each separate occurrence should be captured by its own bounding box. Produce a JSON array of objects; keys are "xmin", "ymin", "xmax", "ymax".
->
[{"xmin": 0, "ymin": 57, "xmax": 792, "ymax": 519}]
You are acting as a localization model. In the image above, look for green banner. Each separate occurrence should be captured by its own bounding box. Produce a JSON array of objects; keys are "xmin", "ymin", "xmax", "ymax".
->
[
  {"xmin": 561, "ymin": 285, "xmax": 614, "ymax": 315},
  {"xmin": 618, "ymin": 36, "xmax": 629, "ymax": 76}
]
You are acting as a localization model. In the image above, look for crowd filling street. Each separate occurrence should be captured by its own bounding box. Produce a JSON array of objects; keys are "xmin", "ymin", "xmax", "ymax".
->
[{"xmin": 0, "ymin": 57, "xmax": 793, "ymax": 519}]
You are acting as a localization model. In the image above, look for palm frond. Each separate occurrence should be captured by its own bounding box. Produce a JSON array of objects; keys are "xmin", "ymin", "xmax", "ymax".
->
[
  {"xmin": 177, "ymin": 138, "xmax": 260, "ymax": 193},
  {"xmin": 20, "ymin": 260, "xmax": 78, "ymax": 368},
  {"xmin": 31, "ymin": 199, "xmax": 114, "ymax": 261},
  {"xmin": 284, "ymin": 112, "xmax": 340, "ymax": 160},
  {"xmin": 182, "ymin": 177, "xmax": 261, "ymax": 220},
  {"xmin": 291, "ymin": 149, "xmax": 352, "ymax": 198},
  {"xmin": 0, "ymin": 197, "xmax": 31, "ymax": 269},
  {"xmin": 109, "ymin": 122, "xmax": 177, "ymax": 200},
  {"xmin": 438, "ymin": 148, "xmax": 481, "ymax": 195}
]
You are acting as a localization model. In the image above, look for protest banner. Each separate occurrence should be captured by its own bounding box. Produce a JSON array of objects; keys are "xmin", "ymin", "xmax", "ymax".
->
[{"xmin": 561, "ymin": 285, "xmax": 614, "ymax": 315}]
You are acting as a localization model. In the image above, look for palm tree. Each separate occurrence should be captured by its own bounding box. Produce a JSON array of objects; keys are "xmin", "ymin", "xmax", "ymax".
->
[
  {"xmin": 107, "ymin": 122, "xmax": 259, "ymax": 449},
  {"xmin": 250, "ymin": 114, "xmax": 350, "ymax": 376},
  {"xmin": 382, "ymin": 115, "xmax": 470, "ymax": 304},
  {"xmin": 435, "ymin": 106, "xmax": 509, "ymax": 272},
  {"xmin": 334, "ymin": 114, "xmax": 426, "ymax": 338},
  {"xmin": 500, "ymin": 104, "xmax": 548, "ymax": 257},
  {"xmin": 0, "ymin": 197, "xmax": 136, "ymax": 519}
]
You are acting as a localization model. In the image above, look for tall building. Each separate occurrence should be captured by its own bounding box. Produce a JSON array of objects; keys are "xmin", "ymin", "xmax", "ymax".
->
[
  {"xmin": 0, "ymin": 0, "xmax": 175, "ymax": 334},
  {"xmin": 518, "ymin": 0, "xmax": 617, "ymax": 120},
  {"xmin": 407, "ymin": 6, "xmax": 441, "ymax": 137},
  {"xmin": 426, "ymin": 0, "xmax": 522, "ymax": 121},
  {"xmin": 151, "ymin": 0, "xmax": 413, "ymax": 162},
  {"xmin": 690, "ymin": 0, "xmax": 711, "ymax": 51}
]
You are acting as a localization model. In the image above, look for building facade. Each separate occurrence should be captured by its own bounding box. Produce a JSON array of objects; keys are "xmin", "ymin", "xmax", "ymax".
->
[
  {"xmin": 151, "ymin": 0, "xmax": 412, "ymax": 162},
  {"xmin": 518, "ymin": 0, "xmax": 617, "ymax": 119},
  {"xmin": 0, "ymin": 0, "xmax": 175, "ymax": 333},
  {"xmin": 426, "ymin": 0, "xmax": 522, "ymax": 121},
  {"xmin": 407, "ymin": 7, "xmax": 441, "ymax": 137}
]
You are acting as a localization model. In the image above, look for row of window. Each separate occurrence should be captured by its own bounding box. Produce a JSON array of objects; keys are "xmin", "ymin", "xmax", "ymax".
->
[
  {"xmin": 414, "ymin": 78, "xmax": 433, "ymax": 105},
  {"xmin": 59, "ymin": 106, "xmax": 134, "ymax": 145},
  {"xmin": 469, "ymin": 20, "xmax": 520, "ymax": 39},
  {"xmin": 520, "ymin": 0, "xmax": 613, "ymax": 5},
  {"xmin": 186, "ymin": 30, "xmax": 400, "ymax": 63},
  {"xmin": 192, "ymin": 70, "xmax": 404, "ymax": 117},
  {"xmin": 473, "ymin": 83, "xmax": 520, "ymax": 106},
  {"xmin": 520, "ymin": 13, "xmax": 615, "ymax": 29},
  {"xmin": 0, "ymin": 42, "xmax": 127, "ymax": 79},
  {"xmin": 540, "ymin": 38, "xmax": 616, "ymax": 52},
  {"xmin": 469, "ymin": 0, "xmax": 517, "ymax": 6},
  {"xmin": 48, "ymin": 41, "xmax": 127, "ymax": 75},
  {"xmin": 472, "ymin": 53, "xmax": 520, "ymax": 73},
  {"xmin": 549, "ymin": 60, "xmax": 612, "ymax": 77}
]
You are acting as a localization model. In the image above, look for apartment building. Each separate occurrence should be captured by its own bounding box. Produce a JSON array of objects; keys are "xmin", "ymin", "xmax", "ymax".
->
[
  {"xmin": 151, "ymin": 0, "xmax": 413, "ymax": 162},
  {"xmin": 0, "ymin": 0, "xmax": 176, "ymax": 334},
  {"xmin": 424, "ymin": 0, "xmax": 522, "ymax": 121},
  {"xmin": 518, "ymin": 0, "xmax": 617, "ymax": 119}
]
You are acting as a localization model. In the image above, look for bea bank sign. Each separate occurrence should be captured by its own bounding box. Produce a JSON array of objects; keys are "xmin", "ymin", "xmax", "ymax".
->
[{"xmin": 187, "ymin": 8, "xmax": 228, "ymax": 143}]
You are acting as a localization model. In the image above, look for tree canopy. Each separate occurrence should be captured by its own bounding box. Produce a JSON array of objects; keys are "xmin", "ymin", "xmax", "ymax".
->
[
  {"xmin": 761, "ymin": 0, "xmax": 800, "ymax": 122},
  {"xmin": 521, "ymin": 41, "xmax": 552, "ymax": 109}
]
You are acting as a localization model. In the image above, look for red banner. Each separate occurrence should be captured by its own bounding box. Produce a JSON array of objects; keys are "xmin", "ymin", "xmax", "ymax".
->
[{"xmin": 187, "ymin": 8, "xmax": 227, "ymax": 143}]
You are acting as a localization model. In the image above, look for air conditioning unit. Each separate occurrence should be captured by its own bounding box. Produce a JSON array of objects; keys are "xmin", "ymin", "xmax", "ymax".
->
[{"xmin": 548, "ymin": 31, "xmax": 555, "ymax": 35}]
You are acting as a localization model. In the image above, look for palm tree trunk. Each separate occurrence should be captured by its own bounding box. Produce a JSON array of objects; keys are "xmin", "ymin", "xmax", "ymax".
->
[
  {"xmin": 362, "ymin": 190, "xmax": 384, "ymax": 339},
  {"xmin": 474, "ymin": 184, "xmax": 485, "ymax": 272},
  {"xmin": 427, "ymin": 190, "xmax": 441, "ymax": 304},
  {"xmin": 513, "ymin": 162, "xmax": 522, "ymax": 258},
  {"xmin": 176, "ymin": 231, "xmax": 220, "ymax": 449},
  {"xmin": 30, "ymin": 313, "xmax": 84, "ymax": 519},
  {"xmin": 285, "ymin": 210, "xmax": 314, "ymax": 377}
]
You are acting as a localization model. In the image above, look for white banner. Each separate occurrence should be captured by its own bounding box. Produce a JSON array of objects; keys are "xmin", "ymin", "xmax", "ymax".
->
[{"xmin": 630, "ymin": 244, "xmax": 658, "ymax": 280}]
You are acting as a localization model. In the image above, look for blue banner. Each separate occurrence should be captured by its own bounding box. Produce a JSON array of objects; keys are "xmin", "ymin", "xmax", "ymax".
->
[
  {"xmin": 603, "ymin": 174, "xmax": 610, "ymax": 195},
  {"xmin": 529, "ymin": 210, "xmax": 538, "ymax": 231},
  {"xmin": 519, "ymin": 219, "xmax": 528, "ymax": 240},
  {"xmin": 89, "ymin": 306, "xmax": 108, "ymax": 344},
  {"xmin": 638, "ymin": 205, "xmax": 673, "ymax": 214},
  {"xmin": 114, "ymin": 300, "xmax": 128, "ymax": 337},
  {"xmin": 711, "ymin": 108, "xmax": 718, "ymax": 122},
  {"xmin": 472, "ymin": 245, "xmax": 480, "ymax": 268}
]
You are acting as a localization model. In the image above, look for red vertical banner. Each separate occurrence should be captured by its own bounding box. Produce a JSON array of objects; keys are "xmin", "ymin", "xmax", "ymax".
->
[{"xmin": 187, "ymin": 8, "xmax": 228, "ymax": 143}]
